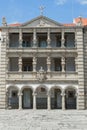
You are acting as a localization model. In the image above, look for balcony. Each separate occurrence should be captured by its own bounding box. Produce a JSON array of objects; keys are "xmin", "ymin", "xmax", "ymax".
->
[
  {"xmin": 6, "ymin": 71, "xmax": 78, "ymax": 81},
  {"xmin": 7, "ymin": 46, "xmax": 77, "ymax": 55}
]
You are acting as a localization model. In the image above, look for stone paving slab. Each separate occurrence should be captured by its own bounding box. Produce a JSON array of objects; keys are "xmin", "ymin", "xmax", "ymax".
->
[{"xmin": 0, "ymin": 110, "xmax": 87, "ymax": 130}]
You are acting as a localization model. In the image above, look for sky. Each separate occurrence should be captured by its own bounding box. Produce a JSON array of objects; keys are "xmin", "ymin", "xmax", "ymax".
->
[{"xmin": 0, "ymin": 0, "xmax": 87, "ymax": 25}]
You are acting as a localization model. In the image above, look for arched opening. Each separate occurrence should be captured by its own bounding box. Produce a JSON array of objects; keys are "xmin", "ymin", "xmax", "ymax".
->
[
  {"xmin": 7, "ymin": 86, "xmax": 19, "ymax": 109},
  {"xmin": 36, "ymin": 87, "xmax": 47, "ymax": 109},
  {"xmin": 22, "ymin": 88, "xmax": 33, "ymax": 109},
  {"xmin": 51, "ymin": 88, "xmax": 62, "ymax": 109},
  {"xmin": 65, "ymin": 88, "xmax": 76, "ymax": 109}
]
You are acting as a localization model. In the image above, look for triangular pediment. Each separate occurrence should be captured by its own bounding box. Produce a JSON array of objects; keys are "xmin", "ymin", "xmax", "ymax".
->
[{"xmin": 21, "ymin": 16, "xmax": 63, "ymax": 27}]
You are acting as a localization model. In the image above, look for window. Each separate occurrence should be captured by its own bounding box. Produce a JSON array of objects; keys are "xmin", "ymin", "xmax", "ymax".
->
[
  {"xmin": 39, "ymin": 40, "xmax": 47, "ymax": 47},
  {"xmin": 22, "ymin": 33, "xmax": 32, "ymax": 47},
  {"xmin": 56, "ymin": 35, "xmax": 61, "ymax": 47},
  {"xmin": 54, "ymin": 59, "xmax": 62, "ymax": 71},
  {"xmin": 9, "ymin": 58, "xmax": 19, "ymax": 71},
  {"xmin": 64, "ymin": 33, "xmax": 75, "ymax": 48},
  {"xmin": 65, "ymin": 57, "xmax": 75, "ymax": 71},
  {"xmin": 38, "ymin": 35, "xmax": 47, "ymax": 48},
  {"xmin": 22, "ymin": 41, "xmax": 31, "ymax": 47},
  {"xmin": 9, "ymin": 33, "xmax": 19, "ymax": 47},
  {"xmin": 22, "ymin": 58, "xmax": 33, "ymax": 71}
]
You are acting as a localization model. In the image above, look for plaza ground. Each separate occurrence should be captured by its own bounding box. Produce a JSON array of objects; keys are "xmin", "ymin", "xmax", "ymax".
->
[{"xmin": 0, "ymin": 110, "xmax": 87, "ymax": 130}]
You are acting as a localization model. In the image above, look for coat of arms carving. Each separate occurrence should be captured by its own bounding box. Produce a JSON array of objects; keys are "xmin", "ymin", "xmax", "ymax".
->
[{"xmin": 37, "ymin": 67, "xmax": 46, "ymax": 82}]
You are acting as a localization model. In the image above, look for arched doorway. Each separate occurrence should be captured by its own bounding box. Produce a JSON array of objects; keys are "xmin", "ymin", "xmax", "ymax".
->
[
  {"xmin": 51, "ymin": 88, "xmax": 62, "ymax": 109},
  {"xmin": 65, "ymin": 88, "xmax": 76, "ymax": 109},
  {"xmin": 36, "ymin": 87, "xmax": 47, "ymax": 109},
  {"xmin": 7, "ymin": 86, "xmax": 19, "ymax": 109},
  {"xmin": 22, "ymin": 88, "xmax": 33, "ymax": 109}
]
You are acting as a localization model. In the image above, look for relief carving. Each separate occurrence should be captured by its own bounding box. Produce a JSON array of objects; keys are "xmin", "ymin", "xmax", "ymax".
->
[{"xmin": 37, "ymin": 66, "xmax": 47, "ymax": 82}]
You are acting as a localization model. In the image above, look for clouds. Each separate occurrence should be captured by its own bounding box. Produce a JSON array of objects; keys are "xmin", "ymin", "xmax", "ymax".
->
[
  {"xmin": 77, "ymin": 0, "xmax": 87, "ymax": 5},
  {"xmin": 55, "ymin": 0, "xmax": 67, "ymax": 5},
  {"xmin": 55, "ymin": 0, "xmax": 87, "ymax": 5}
]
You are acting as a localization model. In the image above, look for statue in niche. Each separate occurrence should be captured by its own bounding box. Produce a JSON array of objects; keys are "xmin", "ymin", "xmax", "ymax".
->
[{"xmin": 37, "ymin": 66, "xmax": 46, "ymax": 82}]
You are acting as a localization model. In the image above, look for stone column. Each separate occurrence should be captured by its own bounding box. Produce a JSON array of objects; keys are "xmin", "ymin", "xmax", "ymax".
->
[
  {"xmin": 18, "ymin": 92, "xmax": 23, "ymax": 110},
  {"xmin": 47, "ymin": 57, "xmax": 51, "ymax": 72},
  {"xmin": 76, "ymin": 92, "xmax": 79, "ymax": 110},
  {"xmin": 33, "ymin": 92, "xmax": 37, "ymax": 110},
  {"xmin": 47, "ymin": 92, "xmax": 51, "ymax": 110},
  {"xmin": 19, "ymin": 29, "xmax": 22, "ymax": 48},
  {"xmin": 47, "ymin": 28, "xmax": 51, "ymax": 47},
  {"xmin": 75, "ymin": 56, "xmax": 78, "ymax": 72},
  {"xmin": 61, "ymin": 91, "xmax": 65, "ymax": 110},
  {"xmin": 18, "ymin": 57, "xmax": 22, "ymax": 72},
  {"xmin": 33, "ymin": 29, "xmax": 37, "ymax": 47},
  {"xmin": 33, "ymin": 57, "xmax": 37, "ymax": 72},
  {"xmin": 62, "ymin": 57, "xmax": 65, "ymax": 72},
  {"xmin": 6, "ymin": 90, "xmax": 9, "ymax": 109},
  {"xmin": 61, "ymin": 29, "xmax": 65, "ymax": 47}
]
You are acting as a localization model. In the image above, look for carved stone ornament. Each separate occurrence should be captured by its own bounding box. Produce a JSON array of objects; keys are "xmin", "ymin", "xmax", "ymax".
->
[
  {"xmin": 37, "ymin": 19, "xmax": 50, "ymax": 27},
  {"xmin": 40, "ymin": 20, "xmax": 45, "ymax": 26},
  {"xmin": 37, "ymin": 66, "xmax": 46, "ymax": 82}
]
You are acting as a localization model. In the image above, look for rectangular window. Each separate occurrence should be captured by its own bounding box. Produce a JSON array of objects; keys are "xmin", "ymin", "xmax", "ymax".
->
[
  {"xmin": 54, "ymin": 58, "xmax": 62, "ymax": 71},
  {"xmin": 9, "ymin": 57, "xmax": 19, "ymax": 71},
  {"xmin": 22, "ymin": 58, "xmax": 33, "ymax": 71}
]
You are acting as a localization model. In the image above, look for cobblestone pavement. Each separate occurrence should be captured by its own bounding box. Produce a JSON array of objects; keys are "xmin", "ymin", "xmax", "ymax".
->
[{"xmin": 0, "ymin": 110, "xmax": 87, "ymax": 130}]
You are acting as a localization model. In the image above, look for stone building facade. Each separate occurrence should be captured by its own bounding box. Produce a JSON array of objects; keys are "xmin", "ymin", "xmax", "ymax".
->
[{"xmin": 0, "ymin": 15, "xmax": 86, "ymax": 110}]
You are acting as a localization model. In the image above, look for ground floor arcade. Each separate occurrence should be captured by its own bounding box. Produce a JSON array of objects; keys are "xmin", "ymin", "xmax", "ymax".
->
[{"xmin": 6, "ymin": 84, "xmax": 77, "ymax": 110}]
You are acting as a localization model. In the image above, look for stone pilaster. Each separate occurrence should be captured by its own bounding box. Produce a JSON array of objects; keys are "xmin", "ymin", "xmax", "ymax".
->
[
  {"xmin": 47, "ymin": 28, "xmax": 51, "ymax": 47},
  {"xmin": 19, "ymin": 29, "xmax": 22, "ymax": 48},
  {"xmin": 18, "ymin": 92, "xmax": 23, "ymax": 110},
  {"xmin": 6, "ymin": 31, "xmax": 9, "ymax": 48},
  {"xmin": 76, "ymin": 28, "xmax": 85, "ymax": 110},
  {"xmin": 33, "ymin": 92, "xmax": 37, "ymax": 110},
  {"xmin": 75, "ymin": 31, "xmax": 77, "ymax": 48},
  {"xmin": 62, "ymin": 57, "xmax": 65, "ymax": 72},
  {"xmin": 61, "ymin": 29, "xmax": 65, "ymax": 47},
  {"xmin": 18, "ymin": 57, "xmax": 22, "ymax": 72},
  {"xmin": 6, "ymin": 57, "xmax": 9, "ymax": 72},
  {"xmin": 47, "ymin": 57, "xmax": 51, "ymax": 72},
  {"xmin": 75, "ymin": 56, "xmax": 78, "ymax": 72},
  {"xmin": 33, "ymin": 29, "xmax": 37, "ymax": 47},
  {"xmin": 6, "ymin": 90, "xmax": 9, "ymax": 109}
]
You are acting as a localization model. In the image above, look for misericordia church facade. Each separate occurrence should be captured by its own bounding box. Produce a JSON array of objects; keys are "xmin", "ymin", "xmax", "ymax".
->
[{"xmin": 0, "ymin": 15, "xmax": 87, "ymax": 110}]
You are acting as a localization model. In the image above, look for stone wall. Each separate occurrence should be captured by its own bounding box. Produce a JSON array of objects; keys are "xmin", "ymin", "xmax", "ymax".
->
[
  {"xmin": 83, "ymin": 28, "xmax": 87, "ymax": 109},
  {"xmin": 76, "ymin": 28, "xmax": 85, "ymax": 109},
  {"xmin": 0, "ymin": 31, "xmax": 7, "ymax": 108}
]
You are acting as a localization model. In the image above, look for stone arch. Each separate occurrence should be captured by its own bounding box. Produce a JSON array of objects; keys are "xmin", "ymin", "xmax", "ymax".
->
[
  {"xmin": 7, "ymin": 85, "xmax": 19, "ymax": 109},
  {"xmin": 21, "ymin": 85, "xmax": 33, "ymax": 93},
  {"xmin": 64, "ymin": 85, "xmax": 77, "ymax": 93},
  {"xmin": 50, "ymin": 85, "xmax": 63, "ymax": 93},
  {"xmin": 35, "ymin": 84, "xmax": 48, "ymax": 93},
  {"xmin": 35, "ymin": 85, "xmax": 48, "ymax": 109},
  {"xmin": 65, "ymin": 85, "xmax": 77, "ymax": 109},
  {"xmin": 21, "ymin": 86, "xmax": 33, "ymax": 109},
  {"xmin": 50, "ymin": 86, "xmax": 62, "ymax": 109},
  {"xmin": 7, "ymin": 85, "xmax": 19, "ymax": 92}
]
